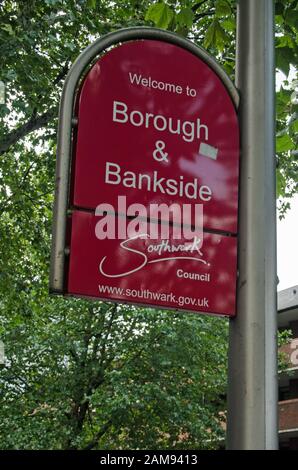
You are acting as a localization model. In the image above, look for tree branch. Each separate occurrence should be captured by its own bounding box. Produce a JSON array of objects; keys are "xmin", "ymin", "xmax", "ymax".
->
[
  {"xmin": 98, "ymin": 304, "xmax": 118, "ymax": 368},
  {"xmin": 83, "ymin": 420, "xmax": 112, "ymax": 450},
  {"xmin": 0, "ymin": 106, "xmax": 58, "ymax": 156},
  {"xmin": 192, "ymin": 0, "xmax": 211, "ymax": 12},
  {"xmin": 194, "ymin": 9, "xmax": 215, "ymax": 22},
  {"xmin": 0, "ymin": 59, "xmax": 70, "ymax": 157}
]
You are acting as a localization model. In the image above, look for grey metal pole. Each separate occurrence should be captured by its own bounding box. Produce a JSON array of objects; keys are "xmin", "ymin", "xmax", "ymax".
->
[{"xmin": 227, "ymin": 0, "xmax": 278, "ymax": 450}]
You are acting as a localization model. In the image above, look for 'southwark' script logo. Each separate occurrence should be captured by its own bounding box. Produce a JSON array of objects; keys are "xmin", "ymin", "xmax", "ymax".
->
[
  {"xmin": 98, "ymin": 233, "xmax": 207, "ymax": 279},
  {"xmin": 95, "ymin": 196, "xmax": 207, "ymax": 279}
]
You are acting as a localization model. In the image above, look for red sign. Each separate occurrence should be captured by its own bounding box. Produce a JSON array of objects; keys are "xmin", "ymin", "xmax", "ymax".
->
[
  {"xmin": 65, "ymin": 38, "xmax": 240, "ymax": 317},
  {"xmin": 71, "ymin": 40, "xmax": 239, "ymax": 233},
  {"xmin": 67, "ymin": 211, "xmax": 237, "ymax": 316}
]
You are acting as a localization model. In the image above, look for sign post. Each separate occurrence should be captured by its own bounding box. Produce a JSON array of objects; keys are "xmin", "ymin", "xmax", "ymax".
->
[{"xmin": 227, "ymin": 0, "xmax": 278, "ymax": 449}]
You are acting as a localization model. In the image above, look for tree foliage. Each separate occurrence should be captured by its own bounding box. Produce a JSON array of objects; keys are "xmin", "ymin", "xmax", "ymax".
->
[{"xmin": 0, "ymin": 0, "xmax": 297, "ymax": 449}]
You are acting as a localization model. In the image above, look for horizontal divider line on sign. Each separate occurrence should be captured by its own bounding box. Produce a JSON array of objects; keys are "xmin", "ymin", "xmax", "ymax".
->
[{"xmin": 67, "ymin": 205, "xmax": 238, "ymax": 237}]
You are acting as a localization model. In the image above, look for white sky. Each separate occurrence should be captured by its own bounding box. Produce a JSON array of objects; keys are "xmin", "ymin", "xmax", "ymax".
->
[
  {"xmin": 277, "ymin": 195, "xmax": 298, "ymax": 291},
  {"xmin": 275, "ymin": 70, "xmax": 297, "ymax": 292}
]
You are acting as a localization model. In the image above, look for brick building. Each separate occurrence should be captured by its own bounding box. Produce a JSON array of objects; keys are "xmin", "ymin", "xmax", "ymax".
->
[{"xmin": 278, "ymin": 285, "xmax": 298, "ymax": 450}]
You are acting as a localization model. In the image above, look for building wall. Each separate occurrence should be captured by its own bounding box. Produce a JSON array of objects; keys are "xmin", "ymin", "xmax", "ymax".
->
[{"xmin": 278, "ymin": 308, "xmax": 298, "ymax": 450}]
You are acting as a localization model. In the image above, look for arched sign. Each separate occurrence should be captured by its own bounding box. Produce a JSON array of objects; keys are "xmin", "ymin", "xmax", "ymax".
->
[{"xmin": 50, "ymin": 27, "xmax": 240, "ymax": 317}]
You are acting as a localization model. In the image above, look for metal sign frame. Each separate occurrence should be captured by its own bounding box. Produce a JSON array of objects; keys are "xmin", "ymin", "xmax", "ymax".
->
[{"xmin": 49, "ymin": 26, "xmax": 239, "ymax": 294}]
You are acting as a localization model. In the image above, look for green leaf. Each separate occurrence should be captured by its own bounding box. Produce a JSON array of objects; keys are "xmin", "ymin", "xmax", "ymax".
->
[
  {"xmin": 204, "ymin": 21, "xmax": 217, "ymax": 49},
  {"xmin": 276, "ymin": 47, "xmax": 295, "ymax": 77},
  {"xmin": 176, "ymin": 8, "xmax": 194, "ymax": 29},
  {"xmin": 291, "ymin": 119, "xmax": 298, "ymax": 133},
  {"xmin": 1, "ymin": 24, "xmax": 14, "ymax": 35},
  {"xmin": 277, "ymin": 86, "xmax": 292, "ymax": 104},
  {"xmin": 204, "ymin": 20, "xmax": 229, "ymax": 51},
  {"xmin": 222, "ymin": 18, "xmax": 236, "ymax": 32},
  {"xmin": 215, "ymin": 22, "xmax": 229, "ymax": 51},
  {"xmin": 86, "ymin": 0, "xmax": 96, "ymax": 7},
  {"xmin": 145, "ymin": 2, "xmax": 174, "ymax": 29},
  {"xmin": 215, "ymin": 0, "xmax": 232, "ymax": 17},
  {"xmin": 222, "ymin": 61, "xmax": 234, "ymax": 76},
  {"xmin": 285, "ymin": 10, "xmax": 298, "ymax": 28},
  {"xmin": 276, "ymin": 170, "xmax": 286, "ymax": 198},
  {"xmin": 276, "ymin": 35, "xmax": 294, "ymax": 49},
  {"xmin": 276, "ymin": 134, "xmax": 295, "ymax": 153},
  {"xmin": 276, "ymin": 87, "xmax": 292, "ymax": 115},
  {"xmin": 275, "ymin": 14, "xmax": 284, "ymax": 26}
]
